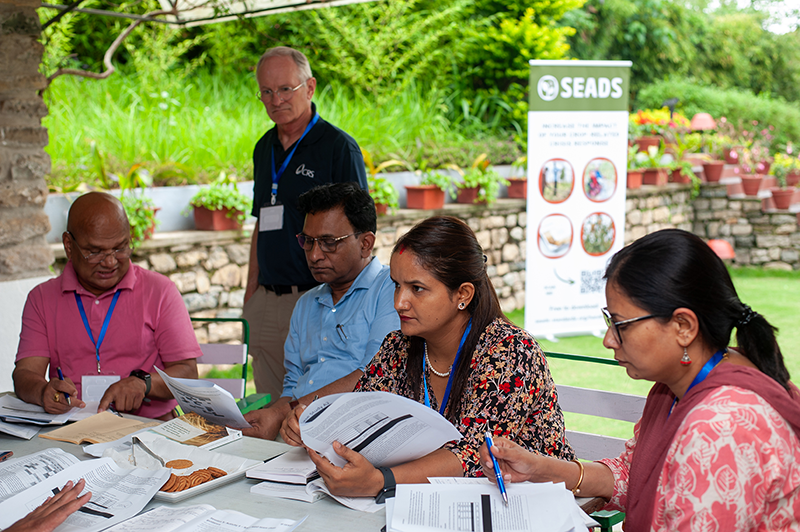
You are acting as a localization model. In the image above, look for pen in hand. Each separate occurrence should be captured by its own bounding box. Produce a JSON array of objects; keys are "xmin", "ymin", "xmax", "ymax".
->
[
  {"xmin": 56, "ymin": 367, "xmax": 72, "ymax": 406},
  {"xmin": 485, "ymin": 431, "xmax": 509, "ymax": 507}
]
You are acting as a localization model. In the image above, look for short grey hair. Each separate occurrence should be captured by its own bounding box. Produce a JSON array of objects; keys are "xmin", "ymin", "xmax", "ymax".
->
[{"xmin": 256, "ymin": 46, "xmax": 313, "ymax": 82}]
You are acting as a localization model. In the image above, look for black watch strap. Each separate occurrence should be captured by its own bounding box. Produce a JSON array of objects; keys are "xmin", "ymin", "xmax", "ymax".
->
[
  {"xmin": 130, "ymin": 370, "xmax": 151, "ymax": 396},
  {"xmin": 375, "ymin": 466, "xmax": 396, "ymax": 503}
]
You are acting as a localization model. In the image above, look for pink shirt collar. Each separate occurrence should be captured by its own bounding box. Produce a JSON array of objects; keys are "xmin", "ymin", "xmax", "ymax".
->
[{"xmin": 59, "ymin": 260, "xmax": 137, "ymax": 297}]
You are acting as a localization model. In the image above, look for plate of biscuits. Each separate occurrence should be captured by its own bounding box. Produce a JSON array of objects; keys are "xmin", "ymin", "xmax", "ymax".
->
[{"xmin": 106, "ymin": 432, "xmax": 261, "ymax": 503}]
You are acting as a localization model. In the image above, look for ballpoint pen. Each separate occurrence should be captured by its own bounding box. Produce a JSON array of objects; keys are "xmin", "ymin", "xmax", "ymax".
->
[
  {"xmin": 485, "ymin": 430, "xmax": 509, "ymax": 506},
  {"xmin": 56, "ymin": 367, "xmax": 72, "ymax": 406}
]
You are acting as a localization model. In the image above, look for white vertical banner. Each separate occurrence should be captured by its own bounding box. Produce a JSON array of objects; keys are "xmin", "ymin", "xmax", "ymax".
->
[{"xmin": 525, "ymin": 60, "xmax": 632, "ymax": 338}]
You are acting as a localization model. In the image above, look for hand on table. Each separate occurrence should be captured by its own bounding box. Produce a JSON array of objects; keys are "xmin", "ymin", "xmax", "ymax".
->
[
  {"xmin": 242, "ymin": 407, "xmax": 285, "ymax": 440},
  {"xmin": 41, "ymin": 379, "xmax": 84, "ymax": 414},
  {"xmin": 479, "ymin": 436, "xmax": 539, "ymax": 484},
  {"xmin": 5, "ymin": 479, "xmax": 91, "ymax": 532},
  {"xmin": 306, "ymin": 441, "xmax": 383, "ymax": 497},
  {"xmin": 97, "ymin": 377, "xmax": 146, "ymax": 413}
]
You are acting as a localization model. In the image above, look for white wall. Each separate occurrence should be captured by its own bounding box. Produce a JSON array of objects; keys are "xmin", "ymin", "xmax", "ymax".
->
[{"xmin": 0, "ymin": 275, "xmax": 52, "ymax": 392}]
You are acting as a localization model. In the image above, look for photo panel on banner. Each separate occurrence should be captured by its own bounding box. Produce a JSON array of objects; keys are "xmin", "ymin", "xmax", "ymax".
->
[{"xmin": 524, "ymin": 60, "xmax": 632, "ymax": 338}]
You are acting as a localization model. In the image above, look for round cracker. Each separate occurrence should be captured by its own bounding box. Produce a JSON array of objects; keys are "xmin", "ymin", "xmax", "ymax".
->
[
  {"xmin": 165, "ymin": 459, "xmax": 193, "ymax": 470},
  {"xmin": 207, "ymin": 466, "xmax": 227, "ymax": 478},
  {"xmin": 160, "ymin": 473, "xmax": 177, "ymax": 492}
]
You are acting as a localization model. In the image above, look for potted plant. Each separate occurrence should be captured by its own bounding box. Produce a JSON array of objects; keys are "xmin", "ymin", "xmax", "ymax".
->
[
  {"xmin": 368, "ymin": 175, "xmax": 399, "ymax": 215},
  {"xmin": 506, "ymin": 156, "xmax": 528, "ymax": 199},
  {"xmin": 452, "ymin": 154, "xmax": 509, "ymax": 205},
  {"xmin": 641, "ymin": 145, "xmax": 669, "ymax": 186},
  {"xmin": 362, "ymin": 148, "xmax": 406, "ymax": 214},
  {"xmin": 667, "ymin": 159, "xmax": 702, "ymax": 198},
  {"xmin": 701, "ymin": 134, "xmax": 726, "ymax": 183},
  {"xmin": 117, "ymin": 166, "xmax": 160, "ymax": 248},
  {"xmin": 188, "ymin": 172, "xmax": 251, "ymax": 230},
  {"xmin": 405, "ymin": 160, "xmax": 454, "ymax": 210},
  {"xmin": 629, "ymin": 109, "xmax": 690, "ymax": 153},
  {"xmin": 738, "ymin": 145, "xmax": 768, "ymax": 197},
  {"xmin": 626, "ymin": 145, "xmax": 646, "ymax": 189},
  {"xmin": 769, "ymin": 150, "xmax": 800, "ymax": 210}
]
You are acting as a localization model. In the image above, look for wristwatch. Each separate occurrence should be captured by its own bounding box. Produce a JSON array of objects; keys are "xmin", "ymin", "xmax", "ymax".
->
[
  {"xmin": 375, "ymin": 466, "xmax": 396, "ymax": 503},
  {"xmin": 129, "ymin": 370, "xmax": 151, "ymax": 396}
]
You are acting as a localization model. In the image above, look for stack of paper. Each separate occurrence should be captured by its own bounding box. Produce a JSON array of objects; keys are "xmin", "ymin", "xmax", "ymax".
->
[
  {"xmin": 246, "ymin": 447, "xmax": 319, "ymax": 484},
  {"xmin": 251, "ymin": 478, "xmax": 383, "ymax": 512},
  {"xmin": 0, "ymin": 395, "xmax": 74, "ymax": 426},
  {"xmin": 387, "ymin": 481, "xmax": 598, "ymax": 532}
]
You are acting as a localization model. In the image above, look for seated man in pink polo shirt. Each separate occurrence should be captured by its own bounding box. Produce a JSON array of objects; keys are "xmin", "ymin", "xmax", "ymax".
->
[{"xmin": 13, "ymin": 192, "xmax": 201, "ymax": 420}]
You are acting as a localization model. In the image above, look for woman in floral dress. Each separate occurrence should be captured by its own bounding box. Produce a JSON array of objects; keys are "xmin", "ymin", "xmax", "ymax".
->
[
  {"xmin": 296, "ymin": 215, "xmax": 573, "ymax": 497},
  {"xmin": 481, "ymin": 229, "xmax": 800, "ymax": 531}
]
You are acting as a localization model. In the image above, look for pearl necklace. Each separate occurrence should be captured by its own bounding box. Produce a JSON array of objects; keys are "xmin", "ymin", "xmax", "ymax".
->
[{"xmin": 424, "ymin": 341, "xmax": 451, "ymax": 377}]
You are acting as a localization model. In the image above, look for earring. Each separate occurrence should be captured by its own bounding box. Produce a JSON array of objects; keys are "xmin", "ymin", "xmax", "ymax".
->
[
  {"xmin": 458, "ymin": 302, "xmax": 466, "ymax": 310},
  {"xmin": 680, "ymin": 347, "xmax": 692, "ymax": 366}
]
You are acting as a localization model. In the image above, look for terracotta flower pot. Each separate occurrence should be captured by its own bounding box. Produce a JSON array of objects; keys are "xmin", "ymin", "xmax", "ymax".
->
[
  {"xmin": 375, "ymin": 203, "xmax": 388, "ymax": 216},
  {"xmin": 405, "ymin": 185, "xmax": 445, "ymax": 210},
  {"xmin": 626, "ymin": 170, "xmax": 643, "ymax": 189},
  {"xmin": 507, "ymin": 178, "xmax": 527, "ymax": 199},
  {"xmin": 770, "ymin": 188, "xmax": 796, "ymax": 210},
  {"xmin": 456, "ymin": 186, "xmax": 486, "ymax": 205},
  {"xmin": 740, "ymin": 174, "xmax": 763, "ymax": 197},
  {"xmin": 634, "ymin": 136, "xmax": 661, "ymax": 153},
  {"xmin": 702, "ymin": 161, "xmax": 725, "ymax": 183},
  {"xmin": 787, "ymin": 172, "xmax": 800, "ymax": 187},
  {"xmin": 671, "ymin": 169, "xmax": 692, "ymax": 184},
  {"xmin": 757, "ymin": 161, "xmax": 771, "ymax": 175},
  {"xmin": 193, "ymin": 206, "xmax": 243, "ymax": 231},
  {"xmin": 642, "ymin": 167, "xmax": 668, "ymax": 186},
  {"xmin": 724, "ymin": 148, "xmax": 740, "ymax": 165}
]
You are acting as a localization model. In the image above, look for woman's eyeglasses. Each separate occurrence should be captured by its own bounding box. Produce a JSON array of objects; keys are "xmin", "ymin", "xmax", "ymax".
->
[{"xmin": 601, "ymin": 307, "xmax": 658, "ymax": 344}]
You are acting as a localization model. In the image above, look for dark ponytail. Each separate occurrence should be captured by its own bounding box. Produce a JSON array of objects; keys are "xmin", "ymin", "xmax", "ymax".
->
[
  {"xmin": 393, "ymin": 216, "xmax": 508, "ymax": 423},
  {"xmin": 605, "ymin": 229, "xmax": 790, "ymax": 390}
]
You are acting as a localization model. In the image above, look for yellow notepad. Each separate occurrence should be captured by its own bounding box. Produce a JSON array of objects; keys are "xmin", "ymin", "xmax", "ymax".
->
[{"xmin": 38, "ymin": 412, "xmax": 160, "ymax": 444}]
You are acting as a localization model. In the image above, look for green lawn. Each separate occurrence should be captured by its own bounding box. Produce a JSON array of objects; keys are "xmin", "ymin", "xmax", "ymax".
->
[{"xmin": 507, "ymin": 267, "xmax": 800, "ymax": 439}]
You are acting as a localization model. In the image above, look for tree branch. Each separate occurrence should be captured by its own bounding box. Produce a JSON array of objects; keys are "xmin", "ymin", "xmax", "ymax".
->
[
  {"xmin": 46, "ymin": 6, "xmax": 177, "ymax": 85},
  {"xmin": 42, "ymin": 0, "xmax": 88, "ymax": 30}
]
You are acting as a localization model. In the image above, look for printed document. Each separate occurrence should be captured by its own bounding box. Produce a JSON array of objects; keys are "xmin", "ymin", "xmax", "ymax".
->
[
  {"xmin": 0, "ymin": 457, "xmax": 170, "ymax": 532},
  {"xmin": 0, "ymin": 395, "xmax": 75, "ymax": 425},
  {"xmin": 103, "ymin": 504, "xmax": 306, "ymax": 532},
  {"xmin": 298, "ymin": 391, "xmax": 462, "ymax": 468},
  {"xmin": 155, "ymin": 368, "xmax": 251, "ymax": 429},
  {"xmin": 246, "ymin": 447, "xmax": 319, "ymax": 484},
  {"xmin": 388, "ymin": 482, "xmax": 596, "ymax": 532},
  {"xmin": 0, "ymin": 448, "xmax": 81, "ymax": 502}
]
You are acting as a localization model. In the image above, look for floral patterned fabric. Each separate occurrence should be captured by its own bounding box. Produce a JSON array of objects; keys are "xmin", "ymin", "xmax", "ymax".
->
[
  {"xmin": 599, "ymin": 386, "xmax": 800, "ymax": 531},
  {"xmin": 355, "ymin": 318, "xmax": 574, "ymax": 476}
]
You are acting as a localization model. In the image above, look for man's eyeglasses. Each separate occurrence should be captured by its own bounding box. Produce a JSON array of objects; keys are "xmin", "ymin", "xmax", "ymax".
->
[
  {"xmin": 601, "ymin": 307, "xmax": 658, "ymax": 345},
  {"xmin": 296, "ymin": 232, "xmax": 361, "ymax": 253},
  {"xmin": 257, "ymin": 81, "xmax": 306, "ymax": 103},
  {"xmin": 66, "ymin": 231, "xmax": 132, "ymax": 264}
]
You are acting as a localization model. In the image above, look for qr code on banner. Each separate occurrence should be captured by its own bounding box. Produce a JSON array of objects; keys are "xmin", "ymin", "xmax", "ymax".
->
[{"xmin": 580, "ymin": 269, "xmax": 605, "ymax": 294}]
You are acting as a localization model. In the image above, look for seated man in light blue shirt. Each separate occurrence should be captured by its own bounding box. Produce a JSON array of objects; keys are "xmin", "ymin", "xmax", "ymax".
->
[{"xmin": 243, "ymin": 182, "xmax": 398, "ymax": 440}]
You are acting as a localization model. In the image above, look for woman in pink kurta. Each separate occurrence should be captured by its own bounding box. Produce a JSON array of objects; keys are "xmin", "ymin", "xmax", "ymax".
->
[{"xmin": 478, "ymin": 229, "xmax": 800, "ymax": 531}]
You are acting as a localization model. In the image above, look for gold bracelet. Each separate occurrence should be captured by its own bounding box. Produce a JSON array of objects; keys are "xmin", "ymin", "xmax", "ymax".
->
[{"xmin": 571, "ymin": 459, "xmax": 585, "ymax": 495}]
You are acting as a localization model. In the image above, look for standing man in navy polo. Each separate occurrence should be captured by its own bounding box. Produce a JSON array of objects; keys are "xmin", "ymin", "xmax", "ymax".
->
[{"xmin": 243, "ymin": 46, "xmax": 368, "ymax": 398}]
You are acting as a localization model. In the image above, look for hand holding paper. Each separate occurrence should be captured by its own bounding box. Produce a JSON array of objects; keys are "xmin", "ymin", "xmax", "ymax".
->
[{"xmin": 155, "ymin": 368, "xmax": 251, "ymax": 429}]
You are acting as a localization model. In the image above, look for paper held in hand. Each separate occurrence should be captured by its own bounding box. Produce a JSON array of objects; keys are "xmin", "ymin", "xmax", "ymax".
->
[
  {"xmin": 298, "ymin": 391, "xmax": 463, "ymax": 468},
  {"xmin": 155, "ymin": 368, "xmax": 251, "ymax": 429}
]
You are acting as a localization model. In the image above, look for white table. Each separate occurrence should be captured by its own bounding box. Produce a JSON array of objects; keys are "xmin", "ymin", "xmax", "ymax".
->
[{"xmin": 0, "ymin": 419, "xmax": 387, "ymax": 531}]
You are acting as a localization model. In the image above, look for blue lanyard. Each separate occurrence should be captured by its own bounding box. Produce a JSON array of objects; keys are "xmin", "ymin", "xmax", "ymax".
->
[
  {"xmin": 423, "ymin": 318, "xmax": 473, "ymax": 415},
  {"xmin": 270, "ymin": 113, "xmax": 320, "ymax": 205},
  {"xmin": 669, "ymin": 349, "xmax": 725, "ymax": 416},
  {"xmin": 74, "ymin": 291, "xmax": 121, "ymax": 374}
]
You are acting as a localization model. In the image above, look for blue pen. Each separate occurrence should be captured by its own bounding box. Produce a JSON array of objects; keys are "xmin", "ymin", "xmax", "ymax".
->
[
  {"xmin": 485, "ymin": 431, "xmax": 509, "ymax": 506},
  {"xmin": 56, "ymin": 367, "xmax": 72, "ymax": 406}
]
